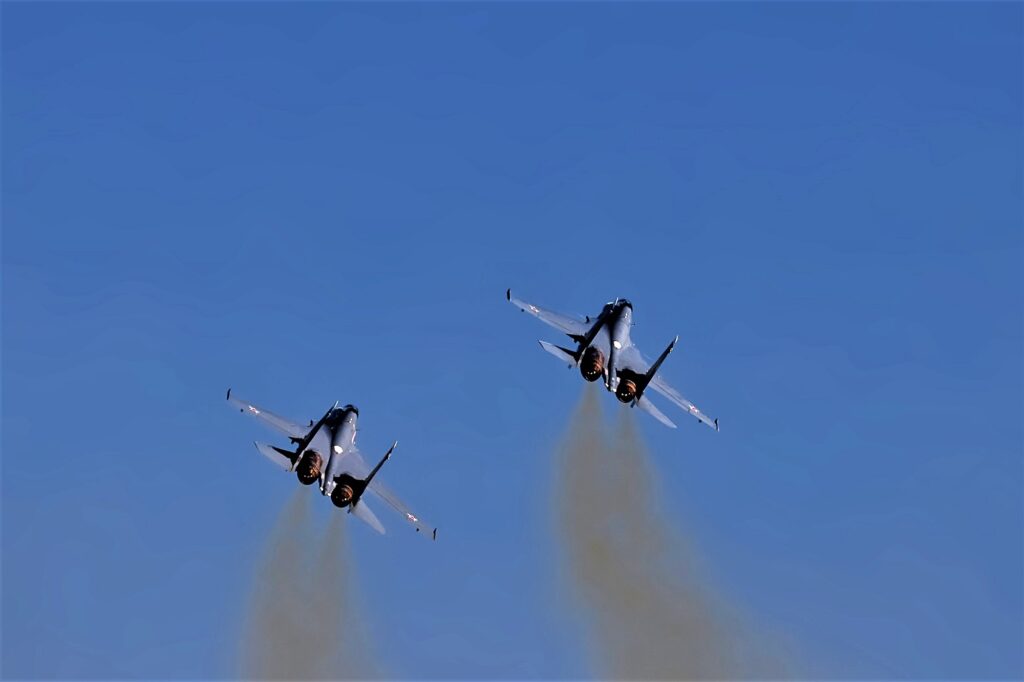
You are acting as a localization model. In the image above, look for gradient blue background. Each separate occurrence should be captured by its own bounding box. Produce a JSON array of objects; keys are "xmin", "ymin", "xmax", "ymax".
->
[{"xmin": 3, "ymin": 3, "xmax": 1021, "ymax": 679}]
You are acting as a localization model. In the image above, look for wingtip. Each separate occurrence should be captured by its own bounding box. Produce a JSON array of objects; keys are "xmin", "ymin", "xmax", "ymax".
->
[
  {"xmin": 714, "ymin": 418, "xmax": 720, "ymax": 432},
  {"xmin": 505, "ymin": 288, "xmax": 511, "ymax": 301},
  {"xmin": 433, "ymin": 528, "xmax": 438, "ymax": 541},
  {"xmin": 226, "ymin": 388, "xmax": 231, "ymax": 400}
]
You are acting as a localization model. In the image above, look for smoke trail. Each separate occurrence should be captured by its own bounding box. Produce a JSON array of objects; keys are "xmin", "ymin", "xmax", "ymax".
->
[
  {"xmin": 240, "ymin": 488, "xmax": 316, "ymax": 679},
  {"xmin": 554, "ymin": 387, "xmax": 783, "ymax": 680},
  {"xmin": 240, "ymin": 489, "xmax": 377, "ymax": 680},
  {"xmin": 311, "ymin": 514, "xmax": 380, "ymax": 680}
]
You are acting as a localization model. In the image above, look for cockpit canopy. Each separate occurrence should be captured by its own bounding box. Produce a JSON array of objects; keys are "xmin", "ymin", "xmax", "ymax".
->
[
  {"xmin": 326, "ymin": 404, "xmax": 358, "ymax": 424},
  {"xmin": 602, "ymin": 298, "xmax": 633, "ymax": 313}
]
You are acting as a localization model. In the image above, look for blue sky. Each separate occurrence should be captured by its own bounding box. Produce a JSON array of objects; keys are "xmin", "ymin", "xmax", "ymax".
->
[{"xmin": 2, "ymin": 3, "xmax": 1021, "ymax": 679}]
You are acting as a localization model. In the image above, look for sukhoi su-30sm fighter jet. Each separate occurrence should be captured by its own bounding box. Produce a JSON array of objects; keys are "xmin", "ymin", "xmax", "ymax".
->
[
  {"xmin": 227, "ymin": 390, "xmax": 436, "ymax": 539},
  {"xmin": 506, "ymin": 290, "xmax": 719, "ymax": 431}
]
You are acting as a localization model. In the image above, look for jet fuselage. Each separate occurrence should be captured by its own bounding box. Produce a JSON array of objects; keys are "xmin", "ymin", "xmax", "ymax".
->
[
  {"xmin": 604, "ymin": 299, "xmax": 633, "ymax": 391},
  {"xmin": 321, "ymin": 405, "xmax": 359, "ymax": 496}
]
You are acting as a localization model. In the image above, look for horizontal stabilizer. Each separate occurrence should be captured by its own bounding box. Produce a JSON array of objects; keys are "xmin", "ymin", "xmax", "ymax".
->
[
  {"xmin": 636, "ymin": 397, "xmax": 677, "ymax": 429},
  {"xmin": 254, "ymin": 442, "xmax": 294, "ymax": 471},
  {"xmin": 539, "ymin": 340, "xmax": 579, "ymax": 366},
  {"xmin": 351, "ymin": 500, "xmax": 386, "ymax": 535}
]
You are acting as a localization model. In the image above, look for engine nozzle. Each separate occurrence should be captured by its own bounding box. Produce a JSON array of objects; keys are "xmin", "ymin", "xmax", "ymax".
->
[
  {"xmin": 295, "ymin": 452, "xmax": 323, "ymax": 486},
  {"xmin": 616, "ymin": 378, "xmax": 637, "ymax": 404},
  {"xmin": 330, "ymin": 484, "xmax": 355, "ymax": 508},
  {"xmin": 580, "ymin": 347, "xmax": 605, "ymax": 382}
]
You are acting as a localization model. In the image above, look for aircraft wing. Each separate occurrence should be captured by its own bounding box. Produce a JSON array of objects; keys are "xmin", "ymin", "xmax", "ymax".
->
[
  {"xmin": 616, "ymin": 348, "xmax": 719, "ymax": 431},
  {"xmin": 340, "ymin": 447, "xmax": 438, "ymax": 539},
  {"xmin": 506, "ymin": 289, "xmax": 590, "ymax": 338},
  {"xmin": 648, "ymin": 375, "xmax": 719, "ymax": 431},
  {"xmin": 227, "ymin": 389, "xmax": 309, "ymax": 440},
  {"xmin": 367, "ymin": 483, "xmax": 437, "ymax": 539}
]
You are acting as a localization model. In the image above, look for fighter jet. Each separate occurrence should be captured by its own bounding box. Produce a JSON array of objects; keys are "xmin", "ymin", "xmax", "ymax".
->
[
  {"xmin": 506, "ymin": 290, "xmax": 719, "ymax": 431},
  {"xmin": 227, "ymin": 390, "xmax": 436, "ymax": 539}
]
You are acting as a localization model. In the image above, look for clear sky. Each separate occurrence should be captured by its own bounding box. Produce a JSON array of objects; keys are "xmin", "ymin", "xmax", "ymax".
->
[{"xmin": 2, "ymin": 2, "xmax": 1021, "ymax": 679}]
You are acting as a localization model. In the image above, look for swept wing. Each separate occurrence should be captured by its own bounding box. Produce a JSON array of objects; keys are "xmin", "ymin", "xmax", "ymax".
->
[
  {"xmin": 506, "ymin": 289, "xmax": 590, "ymax": 338},
  {"xmin": 616, "ymin": 347, "xmax": 718, "ymax": 431},
  {"xmin": 337, "ymin": 447, "xmax": 437, "ymax": 539},
  {"xmin": 227, "ymin": 389, "xmax": 332, "ymax": 451},
  {"xmin": 649, "ymin": 374, "xmax": 719, "ymax": 431}
]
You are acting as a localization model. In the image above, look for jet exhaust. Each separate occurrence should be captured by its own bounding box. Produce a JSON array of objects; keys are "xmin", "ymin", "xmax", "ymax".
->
[
  {"xmin": 580, "ymin": 346, "xmax": 605, "ymax": 382},
  {"xmin": 614, "ymin": 378, "xmax": 637, "ymax": 404},
  {"xmin": 296, "ymin": 451, "xmax": 323, "ymax": 486},
  {"xmin": 553, "ymin": 387, "xmax": 789, "ymax": 679},
  {"xmin": 239, "ymin": 489, "xmax": 378, "ymax": 679}
]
